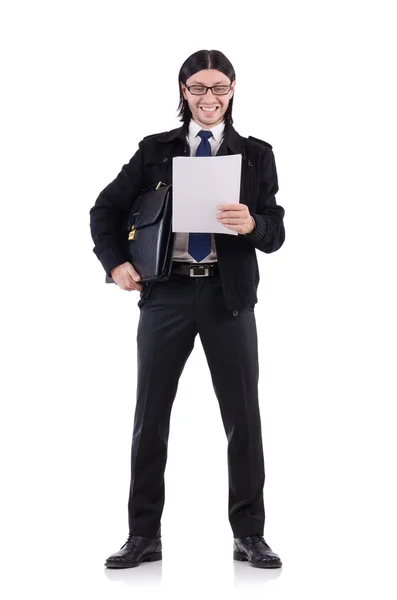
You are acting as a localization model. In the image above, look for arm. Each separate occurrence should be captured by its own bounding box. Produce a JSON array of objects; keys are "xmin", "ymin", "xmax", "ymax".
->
[
  {"xmin": 243, "ymin": 148, "xmax": 285, "ymax": 253},
  {"xmin": 89, "ymin": 142, "xmax": 144, "ymax": 277}
]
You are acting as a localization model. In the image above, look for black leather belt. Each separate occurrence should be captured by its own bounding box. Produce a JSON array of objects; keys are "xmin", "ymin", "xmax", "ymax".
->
[{"xmin": 171, "ymin": 261, "xmax": 219, "ymax": 277}]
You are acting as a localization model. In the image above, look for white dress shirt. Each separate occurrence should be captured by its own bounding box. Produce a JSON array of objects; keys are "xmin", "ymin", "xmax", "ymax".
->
[{"xmin": 172, "ymin": 119, "xmax": 225, "ymax": 263}]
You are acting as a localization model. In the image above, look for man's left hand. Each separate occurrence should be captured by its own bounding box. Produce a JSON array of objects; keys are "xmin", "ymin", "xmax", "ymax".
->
[{"xmin": 216, "ymin": 203, "xmax": 255, "ymax": 234}]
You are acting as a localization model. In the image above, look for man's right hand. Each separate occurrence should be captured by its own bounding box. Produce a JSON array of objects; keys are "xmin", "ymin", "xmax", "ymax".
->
[{"xmin": 110, "ymin": 262, "xmax": 143, "ymax": 291}]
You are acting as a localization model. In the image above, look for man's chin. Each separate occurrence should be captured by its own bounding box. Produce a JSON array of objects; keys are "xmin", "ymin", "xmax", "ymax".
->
[{"xmin": 195, "ymin": 113, "xmax": 224, "ymax": 128}]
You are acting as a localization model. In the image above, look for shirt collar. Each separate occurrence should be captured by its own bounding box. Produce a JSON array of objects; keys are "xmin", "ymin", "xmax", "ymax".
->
[
  {"xmin": 157, "ymin": 121, "xmax": 246, "ymax": 159},
  {"xmin": 187, "ymin": 119, "xmax": 225, "ymax": 144}
]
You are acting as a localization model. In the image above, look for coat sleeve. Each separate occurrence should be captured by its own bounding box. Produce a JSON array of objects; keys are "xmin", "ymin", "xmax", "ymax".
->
[
  {"xmin": 242, "ymin": 148, "xmax": 285, "ymax": 253},
  {"xmin": 89, "ymin": 142, "xmax": 144, "ymax": 277}
]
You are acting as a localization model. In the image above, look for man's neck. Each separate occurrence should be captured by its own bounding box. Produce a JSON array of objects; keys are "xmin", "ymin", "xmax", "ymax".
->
[{"xmin": 191, "ymin": 118, "xmax": 225, "ymax": 130}]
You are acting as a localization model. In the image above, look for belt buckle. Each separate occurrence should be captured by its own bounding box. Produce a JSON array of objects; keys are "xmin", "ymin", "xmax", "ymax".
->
[{"xmin": 190, "ymin": 265, "xmax": 209, "ymax": 277}]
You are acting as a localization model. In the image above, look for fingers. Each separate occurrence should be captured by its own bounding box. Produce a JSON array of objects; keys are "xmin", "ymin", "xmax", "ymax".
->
[
  {"xmin": 119, "ymin": 280, "xmax": 143, "ymax": 291},
  {"xmin": 112, "ymin": 262, "xmax": 142, "ymax": 291},
  {"xmin": 217, "ymin": 206, "xmax": 250, "ymax": 224},
  {"xmin": 217, "ymin": 203, "xmax": 247, "ymax": 211},
  {"xmin": 126, "ymin": 263, "xmax": 141, "ymax": 282},
  {"xmin": 113, "ymin": 266, "xmax": 142, "ymax": 291},
  {"xmin": 218, "ymin": 216, "xmax": 246, "ymax": 222},
  {"xmin": 219, "ymin": 209, "xmax": 249, "ymax": 218},
  {"xmin": 122, "ymin": 274, "xmax": 142, "ymax": 291},
  {"xmin": 125, "ymin": 266, "xmax": 142, "ymax": 291}
]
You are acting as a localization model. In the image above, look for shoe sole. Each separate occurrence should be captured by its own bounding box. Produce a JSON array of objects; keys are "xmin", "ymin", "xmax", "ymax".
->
[
  {"xmin": 105, "ymin": 551, "xmax": 162, "ymax": 569},
  {"xmin": 233, "ymin": 551, "xmax": 282, "ymax": 569}
]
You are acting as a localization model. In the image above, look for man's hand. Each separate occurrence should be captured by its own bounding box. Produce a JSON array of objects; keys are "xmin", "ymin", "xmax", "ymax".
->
[
  {"xmin": 216, "ymin": 204, "xmax": 255, "ymax": 234},
  {"xmin": 110, "ymin": 262, "xmax": 143, "ymax": 291}
]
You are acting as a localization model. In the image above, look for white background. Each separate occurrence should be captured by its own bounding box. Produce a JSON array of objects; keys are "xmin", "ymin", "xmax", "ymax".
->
[{"xmin": 1, "ymin": 1, "xmax": 396, "ymax": 598}]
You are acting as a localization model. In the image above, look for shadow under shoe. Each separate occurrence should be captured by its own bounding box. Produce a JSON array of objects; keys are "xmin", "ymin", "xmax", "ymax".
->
[
  {"xmin": 105, "ymin": 534, "xmax": 162, "ymax": 569},
  {"xmin": 233, "ymin": 534, "xmax": 282, "ymax": 568}
]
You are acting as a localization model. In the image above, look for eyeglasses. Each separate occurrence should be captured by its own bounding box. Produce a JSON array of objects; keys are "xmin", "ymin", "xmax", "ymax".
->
[{"xmin": 186, "ymin": 85, "xmax": 231, "ymax": 96}]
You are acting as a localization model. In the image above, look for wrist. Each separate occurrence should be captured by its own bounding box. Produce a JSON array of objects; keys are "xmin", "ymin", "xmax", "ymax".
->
[{"xmin": 246, "ymin": 215, "xmax": 256, "ymax": 234}]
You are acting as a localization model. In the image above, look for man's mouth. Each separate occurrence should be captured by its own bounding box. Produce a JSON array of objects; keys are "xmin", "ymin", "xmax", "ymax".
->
[{"xmin": 199, "ymin": 106, "xmax": 219, "ymax": 113}]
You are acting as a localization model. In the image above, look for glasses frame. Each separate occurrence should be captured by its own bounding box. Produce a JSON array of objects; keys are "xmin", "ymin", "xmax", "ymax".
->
[{"xmin": 185, "ymin": 84, "xmax": 232, "ymax": 96}]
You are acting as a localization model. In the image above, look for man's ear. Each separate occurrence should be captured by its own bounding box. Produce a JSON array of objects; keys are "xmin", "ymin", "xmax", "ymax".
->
[
  {"xmin": 230, "ymin": 80, "xmax": 236, "ymax": 98},
  {"xmin": 180, "ymin": 82, "xmax": 187, "ymax": 101}
]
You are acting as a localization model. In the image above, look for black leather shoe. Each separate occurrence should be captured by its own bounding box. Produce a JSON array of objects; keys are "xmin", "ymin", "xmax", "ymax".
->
[
  {"xmin": 233, "ymin": 534, "xmax": 282, "ymax": 568},
  {"xmin": 105, "ymin": 534, "xmax": 162, "ymax": 569}
]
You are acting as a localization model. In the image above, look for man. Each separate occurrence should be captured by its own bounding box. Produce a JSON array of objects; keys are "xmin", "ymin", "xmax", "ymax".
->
[{"xmin": 90, "ymin": 49, "xmax": 285, "ymax": 569}]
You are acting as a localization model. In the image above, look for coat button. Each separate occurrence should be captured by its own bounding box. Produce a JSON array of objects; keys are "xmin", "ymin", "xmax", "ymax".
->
[
  {"xmin": 233, "ymin": 310, "xmax": 239, "ymax": 316},
  {"xmin": 163, "ymin": 157, "xmax": 168, "ymax": 163}
]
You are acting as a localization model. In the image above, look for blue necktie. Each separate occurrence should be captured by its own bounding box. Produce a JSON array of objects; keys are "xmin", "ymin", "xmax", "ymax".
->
[{"xmin": 188, "ymin": 130, "xmax": 213, "ymax": 262}]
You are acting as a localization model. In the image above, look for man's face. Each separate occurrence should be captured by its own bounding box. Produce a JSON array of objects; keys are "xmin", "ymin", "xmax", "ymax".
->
[{"xmin": 181, "ymin": 69, "xmax": 235, "ymax": 129}]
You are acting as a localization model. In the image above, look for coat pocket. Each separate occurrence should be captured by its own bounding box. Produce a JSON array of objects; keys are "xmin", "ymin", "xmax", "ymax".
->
[{"xmin": 143, "ymin": 157, "xmax": 171, "ymax": 187}]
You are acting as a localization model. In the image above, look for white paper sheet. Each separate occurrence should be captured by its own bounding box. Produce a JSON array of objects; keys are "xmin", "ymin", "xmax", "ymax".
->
[{"xmin": 172, "ymin": 154, "xmax": 242, "ymax": 235}]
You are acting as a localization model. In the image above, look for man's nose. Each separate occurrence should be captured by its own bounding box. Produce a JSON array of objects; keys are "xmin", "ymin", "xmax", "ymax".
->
[{"xmin": 204, "ymin": 89, "xmax": 217, "ymax": 100}]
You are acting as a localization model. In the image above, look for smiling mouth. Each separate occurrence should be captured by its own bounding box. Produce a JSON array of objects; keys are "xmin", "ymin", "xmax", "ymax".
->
[{"xmin": 200, "ymin": 106, "xmax": 219, "ymax": 113}]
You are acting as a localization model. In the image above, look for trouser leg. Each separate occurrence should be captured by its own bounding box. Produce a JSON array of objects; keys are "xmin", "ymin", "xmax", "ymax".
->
[
  {"xmin": 197, "ymin": 276, "xmax": 265, "ymax": 538},
  {"xmin": 128, "ymin": 278, "xmax": 197, "ymax": 537}
]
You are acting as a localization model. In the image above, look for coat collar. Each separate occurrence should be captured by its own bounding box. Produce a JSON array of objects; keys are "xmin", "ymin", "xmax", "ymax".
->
[{"xmin": 157, "ymin": 121, "xmax": 246, "ymax": 159}]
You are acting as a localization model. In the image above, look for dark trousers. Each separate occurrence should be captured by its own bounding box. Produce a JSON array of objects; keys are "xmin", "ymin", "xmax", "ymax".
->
[{"xmin": 128, "ymin": 269, "xmax": 265, "ymax": 539}]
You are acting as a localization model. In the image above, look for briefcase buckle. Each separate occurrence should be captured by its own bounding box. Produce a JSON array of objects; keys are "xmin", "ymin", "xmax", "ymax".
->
[
  {"xmin": 128, "ymin": 213, "xmax": 139, "ymax": 241},
  {"xmin": 190, "ymin": 265, "xmax": 209, "ymax": 277}
]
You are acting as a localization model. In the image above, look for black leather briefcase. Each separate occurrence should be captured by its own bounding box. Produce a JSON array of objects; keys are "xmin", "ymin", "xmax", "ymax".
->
[{"xmin": 106, "ymin": 181, "xmax": 175, "ymax": 284}]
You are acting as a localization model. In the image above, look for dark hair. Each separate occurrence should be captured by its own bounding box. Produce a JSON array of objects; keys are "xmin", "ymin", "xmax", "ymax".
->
[{"xmin": 177, "ymin": 49, "xmax": 236, "ymax": 125}]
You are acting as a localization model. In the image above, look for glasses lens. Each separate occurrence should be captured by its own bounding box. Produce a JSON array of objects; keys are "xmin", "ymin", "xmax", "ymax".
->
[
  {"xmin": 212, "ymin": 86, "xmax": 230, "ymax": 95},
  {"xmin": 189, "ymin": 86, "xmax": 206, "ymax": 95}
]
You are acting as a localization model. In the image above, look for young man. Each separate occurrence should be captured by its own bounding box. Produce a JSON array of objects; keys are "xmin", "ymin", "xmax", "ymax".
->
[{"xmin": 90, "ymin": 49, "xmax": 285, "ymax": 569}]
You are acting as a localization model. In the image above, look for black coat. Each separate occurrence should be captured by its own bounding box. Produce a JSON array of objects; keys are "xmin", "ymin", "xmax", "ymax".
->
[{"xmin": 89, "ymin": 122, "xmax": 285, "ymax": 310}]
